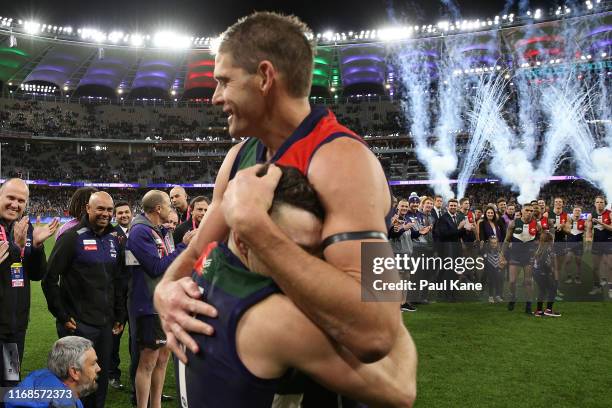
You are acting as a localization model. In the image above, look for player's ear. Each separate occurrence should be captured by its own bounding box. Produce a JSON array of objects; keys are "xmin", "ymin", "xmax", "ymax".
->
[{"xmin": 257, "ymin": 60, "xmax": 275, "ymax": 96}]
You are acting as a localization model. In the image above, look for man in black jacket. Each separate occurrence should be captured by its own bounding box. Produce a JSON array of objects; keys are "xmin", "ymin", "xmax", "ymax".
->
[
  {"xmin": 43, "ymin": 191, "xmax": 126, "ymax": 408},
  {"xmin": 173, "ymin": 196, "xmax": 209, "ymax": 245},
  {"xmin": 0, "ymin": 178, "xmax": 55, "ymax": 387},
  {"xmin": 108, "ymin": 201, "xmax": 132, "ymax": 390},
  {"xmin": 435, "ymin": 198, "xmax": 474, "ymax": 300}
]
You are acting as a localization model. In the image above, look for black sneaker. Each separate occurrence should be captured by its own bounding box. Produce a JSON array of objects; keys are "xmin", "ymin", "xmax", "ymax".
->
[
  {"xmin": 525, "ymin": 304, "xmax": 532, "ymax": 315},
  {"xmin": 401, "ymin": 303, "xmax": 417, "ymax": 312},
  {"xmin": 109, "ymin": 378, "xmax": 124, "ymax": 390},
  {"xmin": 507, "ymin": 302, "xmax": 515, "ymax": 311},
  {"xmin": 161, "ymin": 394, "xmax": 175, "ymax": 402}
]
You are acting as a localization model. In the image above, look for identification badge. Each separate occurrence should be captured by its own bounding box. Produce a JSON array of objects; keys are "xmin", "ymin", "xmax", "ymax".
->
[{"xmin": 10, "ymin": 263, "xmax": 24, "ymax": 288}]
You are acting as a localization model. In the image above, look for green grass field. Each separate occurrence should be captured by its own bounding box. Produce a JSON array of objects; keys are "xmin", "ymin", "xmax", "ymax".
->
[{"xmin": 18, "ymin": 239, "xmax": 612, "ymax": 407}]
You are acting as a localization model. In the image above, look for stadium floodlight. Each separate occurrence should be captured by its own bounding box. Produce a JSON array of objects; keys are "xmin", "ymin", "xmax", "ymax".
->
[
  {"xmin": 24, "ymin": 21, "xmax": 41, "ymax": 34},
  {"xmin": 378, "ymin": 26, "xmax": 412, "ymax": 42},
  {"xmin": 117, "ymin": 88, "xmax": 123, "ymax": 95},
  {"xmin": 534, "ymin": 9, "xmax": 542, "ymax": 19},
  {"xmin": 170, "ymin": 90, "xmax": 177, "ymax": 96},
  {"xmin": 153, "ymin": 31, "xmax": 191, "ymax": 49},
  {"xmin": 130, "ymin": 34, "xmax": 144, "ymax": 47},
  {"xmin": 322, "ymin": 30, "xmax": 333, "ymax": 41},
  {"xmin": 108, "ymin": 31, "xmax": 123, "ymax": 43},
  {"xmin": 63, "ymin": 86, "xmax": 68, "ymax": 91}
]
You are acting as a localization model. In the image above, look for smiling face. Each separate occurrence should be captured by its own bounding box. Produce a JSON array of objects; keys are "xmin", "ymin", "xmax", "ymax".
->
[
  {"xmin": 114, "ymin": 205, "xmax": 132, "ymax": 228},
  {"xmin": 0, "ymin": 179, "xmax": 28, "ymax": 222},
  {"xmin": 86, "ymin": 192, "xmax": 114, "ymax": 232},
  {"xmin": 397, "ymin": 200, "xmax": 409, "ymax": 216},
  {"xmin": 212, "ymin": 52, "xmax": 264, "ymax": 138}
]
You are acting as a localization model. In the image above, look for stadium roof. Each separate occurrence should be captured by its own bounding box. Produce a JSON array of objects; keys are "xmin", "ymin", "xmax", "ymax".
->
[{"xmin": 0, "ymin": 8, "xmax": 610, "ymax": 99}]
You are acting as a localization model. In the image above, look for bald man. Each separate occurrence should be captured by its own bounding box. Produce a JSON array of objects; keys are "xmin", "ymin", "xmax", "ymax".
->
[
  {"xmin": 169, "ymin": 186, "xmax": 189, "ymax": 223},
  {"xmin": 126, "ymin": 190, "xmax": 191, "ymax": 408},
  {"xmin": 0, "ymin": 178, "xmax": 53, "ymax": 387},
  {"xmin": 43, "ymin": 191, "xmax": 126, "ymax": 408}
]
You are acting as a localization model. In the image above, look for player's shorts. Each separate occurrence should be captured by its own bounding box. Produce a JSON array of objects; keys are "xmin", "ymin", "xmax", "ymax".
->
[
  {"xmin": 591, "ymin": 241, "xmax": 612, "ymax": 256},
  {"xmin": 508, "ymin": 242, "xmax": 536, "ymax": 267},
  {"xmin": 565, "ymin": 241, "xmax": 584, "ymax": 257},
  {"xmin": 553, "ymin": 241, "xmax": 567, "ymax": 256},
  {"xmin": 135, "ymin": 314, "xmax": 166, "ymax": 350}
]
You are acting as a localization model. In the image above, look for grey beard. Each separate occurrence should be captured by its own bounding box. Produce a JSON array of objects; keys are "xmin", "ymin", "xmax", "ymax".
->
[{"xmin": 77, "ymin": 379, "xmax": 99, "ymax": 398}]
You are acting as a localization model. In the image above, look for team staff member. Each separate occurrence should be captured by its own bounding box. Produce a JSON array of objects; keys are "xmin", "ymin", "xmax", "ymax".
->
[
  {"xmin": 155, "ymin": 12, "xmax": 401, "ymax": 370},
  {"xmin": 0, "ymin": 178, "xmax": 56, "ymax": 387},
  {"xmin": 169, "ymin": 186, "xmax": 190, "ymax": 223},
  {"xmin": 43, "ymin": 192, "xmax": 126, "ymax": 408},
  {"xmin": 173, "ymin": 196, "xmax": 209, "ymax": 245},
  {"xmin": 108, "ymin": 201, "xmax": 133, "ymax": 390},
  {"xmin": 126, "ymin": 191, "xmax": 194, "ymax": 408}
]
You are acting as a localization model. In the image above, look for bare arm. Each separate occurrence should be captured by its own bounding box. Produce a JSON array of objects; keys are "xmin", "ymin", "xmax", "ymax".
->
[
  {"xmin": 240, "ymin": 295, "xmax": 416, "ymax": 408},
  {"xmin": 585, "ymin": 215, "xmax": 593, "ymax": 241},
  {"xmin": 500, "ymin": 220, "xmax": 515, "ymax": 260},
  {"xmin": 225, "ymin": 138, "xmax": 400, "ymax": 362},
  {"xmin": 154, "ymin": 141, "xmax": 243, "ymax": 361},
  {"xmin": 562, "ymin": 218, "xmax": 570, "ymax": 234}
]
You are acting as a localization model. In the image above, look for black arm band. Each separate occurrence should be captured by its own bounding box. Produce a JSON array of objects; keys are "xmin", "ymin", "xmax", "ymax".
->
[{"xmin": 322, "ymin": 231, "xmax": 388, "ymax": 250}]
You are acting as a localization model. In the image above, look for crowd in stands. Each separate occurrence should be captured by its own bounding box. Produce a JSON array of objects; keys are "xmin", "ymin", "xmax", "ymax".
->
[
  {"xmin": 0, "ymin": 97, "xmax": 404, "ymax": 142},
  {"xmin": 23, "ymin": 181, "xmax": 604, "ymax": 219}
]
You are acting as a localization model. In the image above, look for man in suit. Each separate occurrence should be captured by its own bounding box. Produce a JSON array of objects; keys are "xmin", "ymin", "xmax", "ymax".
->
[
  {"xmin": 432, "ymin": 195, "xmax": 445, "ymax": 222},
  {"xmin": 173, "ymin": 196, "xmax": 209, "ymax": 245},
  {"xmin": 434, "ymin": 199, "xmax": 474, "ymax": 299},
  {"xmin": 109, "ymin": 201, "xmax": 132, "ymax": 390}
]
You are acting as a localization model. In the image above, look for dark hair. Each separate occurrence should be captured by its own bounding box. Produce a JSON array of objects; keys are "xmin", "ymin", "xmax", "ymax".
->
[
  {"xmin": 114, "ymin": 201, "xmax": 130, "ymax": 210},
  {"xmin": 189, "ymin": 196, "xmax": 210, "ymax": 211},
  {"xmin": 496, "ymin": 197, "xmax": 507, "ymax": 204},
  {"xmin": 218, "ymin": 11, "xmax": 315, "ymax": 98},
  {"xmin": 595, "ymin": 195, "xmax": 607, "ymax": 204},
  {"xmin": 447, "ymin": 198, "xmax": 459, "ymax": 205},
  {"xmin": 459, "ymin": 197, "xmax": 469, "ymax": 205},
  {"xmin": 535, "ymin": 231, "xmax": 554, "ymax": 258},
  {"xmin": 270, "ymin": 165, "xmax": 324, "ymax": 221},
  {"xmin": 484, "ymin": 205, "xmax": 498, "ymax": 222},
  {"xmin": 68, "ymin": 187, "xmax": 98, "ymax": 219}
]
